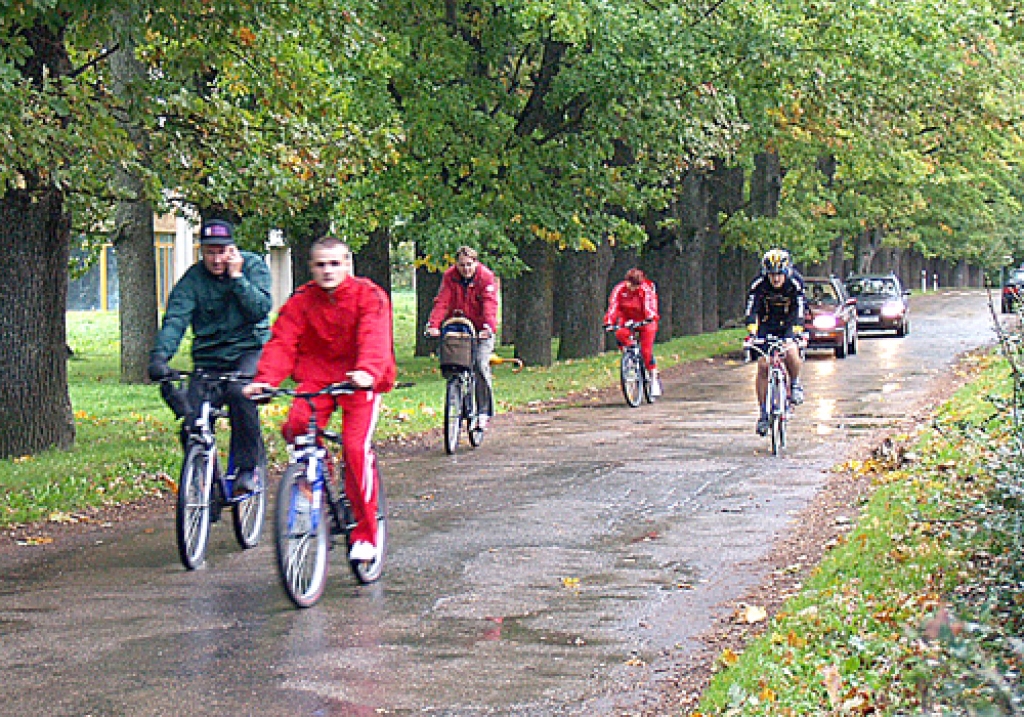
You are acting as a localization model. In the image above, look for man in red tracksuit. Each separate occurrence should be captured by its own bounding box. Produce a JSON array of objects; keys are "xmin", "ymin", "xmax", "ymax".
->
[
  {"xmin": 425, "ymin": 245, "xmax": 499, "ymax": 429},
  {"xmin": 244, "ymin": 236, "xmax": 396, "ymax": 564},
  {"xmin": 604, "ymin": 267, "xmax": 661, "ymax": 396}
]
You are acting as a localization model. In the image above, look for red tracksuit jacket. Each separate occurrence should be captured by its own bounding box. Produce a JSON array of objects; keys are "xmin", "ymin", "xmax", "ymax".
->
[{"xmin": 255, "ymin": 277, "xmax": 396, "ymax": 392}]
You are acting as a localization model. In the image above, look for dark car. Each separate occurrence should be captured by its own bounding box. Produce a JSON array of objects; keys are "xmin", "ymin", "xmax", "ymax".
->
[
  {"xmin": 803, "ymin": 276, "xmax": 858, "ymax": 358},
  {"xmin": 845, "ymin": 274, "xmax": 911, "ymax": 336},
  {"xmin": 1001, "ymin": 268, "xmax": 1024, "ymax": 313}
]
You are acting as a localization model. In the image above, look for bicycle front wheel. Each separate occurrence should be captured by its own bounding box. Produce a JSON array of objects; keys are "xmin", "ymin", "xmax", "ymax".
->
[
  {"xmin": 275, "ymin": 464, "xmax": 330, "ymax": 608},
  {"xmin": 444, "ymin": 376, "xmax": 464, "ymax": 454},
  {"xmin": 621, "ymin": 350, "xmax": 643, "ymax": 407},
  {"xmin": 177, "ymin": 444, "xmax": 215, "ymax": 570},
  {"xmin": 350, "ymin": 470, "xmax": 387, "ymax": 585},
  {"xmin": 767, "ymin": 370, "xmax": 786, "ymax": 456},
  {"xmin": 232, "ymin": 462, "xmax": 266, "ymax": 549}
]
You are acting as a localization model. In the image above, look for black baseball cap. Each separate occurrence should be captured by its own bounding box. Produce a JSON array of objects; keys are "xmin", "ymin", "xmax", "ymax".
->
[{"xmin": 199, "ymin": 219, "xmax": 235, "ymax": 246}]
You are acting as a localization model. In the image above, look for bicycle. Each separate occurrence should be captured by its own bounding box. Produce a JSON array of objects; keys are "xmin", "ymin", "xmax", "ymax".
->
[
  {"xmin": 435, "ymin": 317, "xmax": 485, "ymax": 454},
  {"xmin": 744, "ymin": 335, "xmax": 802, "ymax": 456},
  {"xmin": 606, "ymin": 319, "xmax": 657, "ymax": 407},
  {"xmin": 159, "ymin": 370, "xmax": 266, "ymax": 570},
  {"xmin": 255, "ymin": 383, "xmax": 387, "ymax": 608}
]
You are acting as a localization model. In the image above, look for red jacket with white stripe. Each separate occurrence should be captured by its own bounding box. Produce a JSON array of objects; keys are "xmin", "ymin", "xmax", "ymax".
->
[
  {"xmin": 604, "ymin": 280, "xmax": 659, "ymax": 326},
  {"xmin": 254, "ymin": 277, "xmax": 396, "ymax": 393}
]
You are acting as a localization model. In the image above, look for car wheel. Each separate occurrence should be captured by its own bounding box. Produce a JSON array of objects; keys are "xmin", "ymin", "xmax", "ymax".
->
[
  {"xmin": 896, "ymin": 320, "xmax": 906, "ymax": 338},
  {"xmin": 848, "ymin": 326, "xmax": 858, "ymax": 355},
  {"xmin": 835, "ymin": 332, "xmax": 848, "ymax": 359}
]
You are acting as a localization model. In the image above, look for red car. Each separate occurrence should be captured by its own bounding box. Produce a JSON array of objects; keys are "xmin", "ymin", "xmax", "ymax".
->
[{"xmin": 803, "ymin": 276, "xmax": 859, "ymax": 358}]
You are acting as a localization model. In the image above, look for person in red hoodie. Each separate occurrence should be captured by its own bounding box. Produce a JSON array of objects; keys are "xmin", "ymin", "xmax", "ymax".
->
[
  {"xmin": 604, "ymin": 267, "xmax": 661, "ymax": 396},
  {"xmin": 243, "ymin": 236, "xmax": 396, "ymax": 564},
  {"xmin": 425, "ymin": 246, "xmax": 499, "ymax": 429}
]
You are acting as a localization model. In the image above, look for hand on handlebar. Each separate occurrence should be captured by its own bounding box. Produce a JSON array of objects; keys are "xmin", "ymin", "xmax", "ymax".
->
[
  {"xmin": 242, "ymin": 381, "xmax": 275, "ymax": 400},
  {"xmin": 425, "ymin": 326, "xmax": 441, "ymax": 338}
]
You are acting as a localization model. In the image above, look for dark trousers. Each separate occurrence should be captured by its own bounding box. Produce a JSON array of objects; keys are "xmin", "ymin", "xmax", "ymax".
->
[{"xmin": 183, "ymin": 350, "xmax": 264, "ymax": 472}]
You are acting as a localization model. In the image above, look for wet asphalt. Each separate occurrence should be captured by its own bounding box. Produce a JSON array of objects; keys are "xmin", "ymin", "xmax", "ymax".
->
[{"xmin": 0, "ymin": 289, "xmax": 1001, "ymax": 716}]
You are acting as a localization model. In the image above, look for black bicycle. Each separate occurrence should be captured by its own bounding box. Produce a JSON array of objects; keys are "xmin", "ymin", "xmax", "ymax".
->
[
  {"xmin": 745, "ymin": 335, "xmax": 800, "ymax": 456},
  {"xmin": 256, "ymin": 383, "xmax": 387, "ymax": 608},
  {"xmin": 160, "ymin": 370, "xmax": 266, "ymax": 570},
  {"xmin": 606, "ymin": 320, "xmax": 657, "ymax": 407},
  {"xmin": 435, "ymin": 318, "xmax": 485, "ymax": 454}
]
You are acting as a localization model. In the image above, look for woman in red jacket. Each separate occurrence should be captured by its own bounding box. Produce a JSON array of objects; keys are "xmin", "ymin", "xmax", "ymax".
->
[
  {"xmin": 604, "ymin": 268, "xmax": 661, "ymax": 396},
  {"xmin": 425, "ymin": 246, "xmax": 499, "ymax": 429},
  {"xmin": 244, "ymin": 237, "xmax": 396, "ymax": 564}
]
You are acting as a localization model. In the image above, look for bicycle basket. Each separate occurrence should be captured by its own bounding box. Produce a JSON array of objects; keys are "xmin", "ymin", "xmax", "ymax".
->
[{"xmin": 439, "ymin": 332, "xmax": 474, "ymax": 370}]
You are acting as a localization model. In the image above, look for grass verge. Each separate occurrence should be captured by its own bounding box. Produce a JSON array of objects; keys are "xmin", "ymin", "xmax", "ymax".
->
[
  {"xmin": 0, "ymin": 293, "xmax": 743, "ymax": 527},
  {"xmin": 693, "ymin": 351, "xmax": 1023, "ymax": 715}
]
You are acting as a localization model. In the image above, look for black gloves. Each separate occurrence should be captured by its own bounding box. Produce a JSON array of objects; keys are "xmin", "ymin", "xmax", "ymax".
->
[{"xmin": 148, "ymin": 355, "xmax": 176, "ymax": 381}]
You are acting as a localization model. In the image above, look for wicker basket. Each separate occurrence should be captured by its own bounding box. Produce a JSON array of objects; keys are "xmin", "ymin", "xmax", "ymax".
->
[{"xmin": 439, "ymin": 332, "xmax": 474, "ymax": 369}]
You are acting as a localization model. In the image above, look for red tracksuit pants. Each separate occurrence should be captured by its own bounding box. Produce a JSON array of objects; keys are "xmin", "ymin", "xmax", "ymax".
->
[
  {"xmin": 282, "ymin": 389, "xmax": 382, "ymax": 546},
  {"xmin": 615, "ymin": 321, "xmax": 658, "ymax": 371}
]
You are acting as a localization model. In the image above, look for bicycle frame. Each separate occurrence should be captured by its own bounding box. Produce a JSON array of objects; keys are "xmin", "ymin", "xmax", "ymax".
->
[
  {"xmin": 607, "ymin": 320, "xmax": 655, "ymax": 407},
  {"xmin": 167, "ymin": 369, "xmax": 265, "ymax": 570},
  {"xmin": 745, "ymin": 336, "xmax": 798, "ymax": 455}
]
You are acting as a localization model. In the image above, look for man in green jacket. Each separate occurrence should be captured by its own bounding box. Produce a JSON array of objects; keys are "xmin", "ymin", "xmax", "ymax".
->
[{"xmin": 148, "ymin": 219, "xmax": 272, "ymax": 494}]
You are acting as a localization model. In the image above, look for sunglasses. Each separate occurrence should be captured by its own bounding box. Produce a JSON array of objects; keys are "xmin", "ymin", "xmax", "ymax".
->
[{"xmin": 314, "ymin": 260, "xmax": 344, "ymax": 268}]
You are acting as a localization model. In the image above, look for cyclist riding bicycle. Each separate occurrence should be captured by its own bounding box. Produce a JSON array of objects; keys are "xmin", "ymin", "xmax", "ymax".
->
[
  {"xmin": 148, "ymin": 219, "xmax": 272, "ymax": 495},
  {"xmin": 604, "ymin": 267, "xmax": 661, "ymax": 397},
  {"xmin": 243, "ymin": 236, "xmax": 396, "ymax": 565},
  {"xmin": 425, "ymin": 246, "xmax": 498, "ymax": 431},
  {"xmin": 745, "ymin": 248, "xmax": 807, "ymax": 436}
]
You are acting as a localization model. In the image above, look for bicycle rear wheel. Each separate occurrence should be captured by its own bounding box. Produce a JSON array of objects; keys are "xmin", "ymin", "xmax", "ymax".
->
[
  {"xmin": 620, "ymin": 350, "xmax": 643, "ymax": 407},
  {"xmin": 232, "ymin": 462, "xmax": 266, "ymax": 549},
  {"xmin": 275, "ymin": 464, "xmax": 330, "ymax": 608},
  {"xmin": 177, "ymin": 444, "xmax": 215, "ymax": 570},
  {"xmin": 349, "ymin": 469, "xmax": 387, "ymax": 585},
  {"xmin": 444, "ymin": 376, "xmax": 463, "ymax": 454}
]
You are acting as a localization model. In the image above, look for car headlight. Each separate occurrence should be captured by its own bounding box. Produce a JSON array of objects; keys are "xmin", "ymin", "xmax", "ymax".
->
[
  {"xmin": 881, "ymin": 300, "xmax": 904, "ymax": 318},
  {"xmin": 813, "ymin": 314, "xmax": 838, "ymax": 330}
]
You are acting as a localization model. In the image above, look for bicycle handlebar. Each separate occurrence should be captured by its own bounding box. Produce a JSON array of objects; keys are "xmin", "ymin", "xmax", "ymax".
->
[{"xmin": 605, "ymin": 319, "xmax": 652, "ymax": 331}]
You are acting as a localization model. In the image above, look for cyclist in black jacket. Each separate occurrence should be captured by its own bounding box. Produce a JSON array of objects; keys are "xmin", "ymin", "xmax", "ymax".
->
[{"xmin": 745, "ymin": 248, "xmax": 807, "ymax": 436}]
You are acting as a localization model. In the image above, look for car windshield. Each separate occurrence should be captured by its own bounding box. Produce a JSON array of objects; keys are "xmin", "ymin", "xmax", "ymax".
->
[
  {"xmin": 807, "ymin": 282, "xmax": 838, "ymax": 306},
  {"xmin": 847, "ymin": 278, "xmax": 897, "ymax": 297}
]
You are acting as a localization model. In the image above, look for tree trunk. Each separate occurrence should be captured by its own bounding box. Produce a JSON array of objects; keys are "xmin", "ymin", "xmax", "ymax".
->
[
  {"xmin": 643, "ymin": 237, "xmax": 679, "ymax": 341},
  {"xmin": 355, "ymin": 227, "xmax": 392, "ymax": 294},
  {"xmin": 414, "ymin": 244, "xmax": 442, "ymax": 357},
  {"xmin": 500, "ymin": 277, "xmax": 517, "ymax": 346},
  {"xmin": 515, "ymin": 240, "xmax": 554, "ymax": 366},
  {"xmin": 0, "ymin": 188, "xmax": 75, "ymax": 458},
  {"xmin": 110, "ymin": 9, "xmax": 158, "ymax": 384},
  {"xmin": 114, "ymin": 199, "xmax": 157, "ymax": 383},
  {"xmin": 556, "ymin": 242, "xmax": 612, "ymax": 360},
  {"xmin": 749, "ymin": 151, "xmax": 782, "ymax": 218}
]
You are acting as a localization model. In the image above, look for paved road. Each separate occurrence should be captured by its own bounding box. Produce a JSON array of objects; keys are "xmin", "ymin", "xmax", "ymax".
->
[{"xmin": 0, "ymin": 289, "xmax": 999, "ymax": 716}]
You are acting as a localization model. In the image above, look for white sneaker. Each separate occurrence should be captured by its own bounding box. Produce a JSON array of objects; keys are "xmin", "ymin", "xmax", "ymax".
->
[
  {"xmin": 349, "ymin": 540, "xmax": 376, "ymax": 562},
  {"xmin": 650, "ymin": 372, "xmax": 662, "ymax": 398},
  {"xmin": 478, "ymin": 414, "xmax": 490, "ymax": 430}
]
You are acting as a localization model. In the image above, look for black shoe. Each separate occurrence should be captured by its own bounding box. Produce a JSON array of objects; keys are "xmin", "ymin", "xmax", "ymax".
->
[
  {"xmin": 234, "ymin": 469, "xmax": 257, "ymax": 495},
  {"xmin": 756, "ymin": 416, "xmax": 769, "ymax": 436}
]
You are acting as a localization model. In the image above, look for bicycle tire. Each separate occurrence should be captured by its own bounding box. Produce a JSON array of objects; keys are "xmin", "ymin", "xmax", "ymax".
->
[
  {"xmin": 231, "ymin": 462, "xmax": 266, "ymax": 549},
  {"xmin": 620, "ymin": 349, "xmax": 643, "ymax": 407},
  {"xmin": 176, "ymin": 444, "xmax": 214, "ymax": 570},
  {"xmin": 642, "ymin": 363, "xmax": 656, "ymax": 404},
  {"xmin": 275, "ymin": 463, "xmax": 330, "ymax": 608},
  {"xmin": 767, "ymin": 369, "xmax": 786, "ymax": 456},
  {"xmin": 466, "ymin": 380, "xmax": 484, "ymax": 447},
  {"xmin": 444, "ymin": 376, "xmax": 463, "ymax": 454},
  {"xmin": 350, "ymin": 469, "xmax": 387, "ymax": 584}
]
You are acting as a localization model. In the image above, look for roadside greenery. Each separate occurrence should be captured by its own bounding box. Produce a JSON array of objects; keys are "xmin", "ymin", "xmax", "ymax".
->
[
  {"xmin": 0, "ymin": 296, "xmax": 742, "ymax": 528},
  {"xmin": 695, "ymin": 347, "xmax": 1024, "ymax": 714}
]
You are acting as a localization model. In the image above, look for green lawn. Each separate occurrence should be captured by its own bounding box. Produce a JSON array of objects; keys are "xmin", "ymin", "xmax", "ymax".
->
[{"xmin": 0, "ymin": 293, "xmax": 743, "ymax": 526}]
